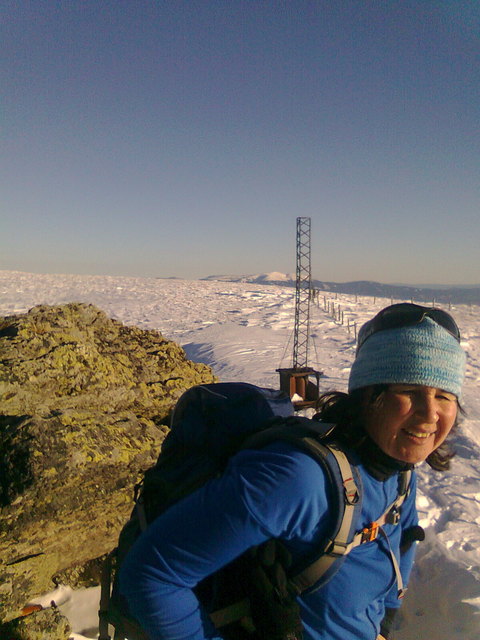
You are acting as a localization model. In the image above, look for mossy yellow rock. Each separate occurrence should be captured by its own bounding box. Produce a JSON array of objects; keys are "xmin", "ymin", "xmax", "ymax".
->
[{"xmin": 0, "ymin": 303, "xmax": 217, "ymax": 621}]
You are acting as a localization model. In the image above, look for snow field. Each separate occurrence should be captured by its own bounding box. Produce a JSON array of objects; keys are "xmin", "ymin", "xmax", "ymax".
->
[{"xmin": 1, "ymin": 270, "xmax": 479, "ymax": 639}]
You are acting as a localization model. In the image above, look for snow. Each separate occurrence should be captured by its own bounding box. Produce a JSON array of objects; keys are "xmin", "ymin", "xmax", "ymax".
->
[{"xmin": 1, "ymin": 269, "xmax": 479, "ymax": 639}]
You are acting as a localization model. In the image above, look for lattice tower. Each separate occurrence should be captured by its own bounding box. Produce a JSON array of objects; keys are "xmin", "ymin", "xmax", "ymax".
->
[{"xmin": 293, "ymin": 217, "xmax": 312, "ymax": 368}]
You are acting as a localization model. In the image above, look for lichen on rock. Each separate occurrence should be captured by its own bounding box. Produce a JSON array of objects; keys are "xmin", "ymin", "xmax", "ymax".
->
[{"xmin": 0, "ymin": 302, "xmax": 217, "ymax": 622}]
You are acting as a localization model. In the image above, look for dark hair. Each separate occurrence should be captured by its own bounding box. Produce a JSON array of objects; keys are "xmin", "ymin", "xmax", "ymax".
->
[{"xmin": 313, "ymin": 386, "xmax": 462, "ymax": 471}]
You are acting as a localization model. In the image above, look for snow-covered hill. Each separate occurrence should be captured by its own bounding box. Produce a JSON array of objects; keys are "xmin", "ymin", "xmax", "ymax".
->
[
  {"xmin": 201, "ymin": 271, "xmax": 295, "ymax": 284},
  {"xmin": 202, "ymin": 272, "xmax": 480, "ymax": 305}
]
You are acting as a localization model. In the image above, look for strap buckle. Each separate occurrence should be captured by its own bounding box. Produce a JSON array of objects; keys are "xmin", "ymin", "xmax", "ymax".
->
[
  {"xmin": 385, "ymin": 507, "xmax": 401, "ymax": 525},
  {"xmin": 343, "ymin": 476, "xmax": 359, "ymax": 505},
  {"xmin": 328, "ymin": 540, "xmax": 351, "ymax": 557},
  {"xmin": 361, "ymin": 522, "xmax": 380, "ymax": 543}
]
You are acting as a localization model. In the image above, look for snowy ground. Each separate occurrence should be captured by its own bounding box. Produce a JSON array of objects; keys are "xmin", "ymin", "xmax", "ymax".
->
[{"xmin": 1, "ymin": 270, "xmax": 479, "ymax": 639}]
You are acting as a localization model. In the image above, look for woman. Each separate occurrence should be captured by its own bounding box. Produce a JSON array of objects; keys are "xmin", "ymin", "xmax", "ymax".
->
[{"xmin": 118, "ymin": 303, "xmax": 466, "ymax": 640}]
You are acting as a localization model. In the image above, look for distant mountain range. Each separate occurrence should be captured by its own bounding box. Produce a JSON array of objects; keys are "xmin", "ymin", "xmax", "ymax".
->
[{"xmin": 202, "ymin": 273, "xmax": 480, "ymax": 306}]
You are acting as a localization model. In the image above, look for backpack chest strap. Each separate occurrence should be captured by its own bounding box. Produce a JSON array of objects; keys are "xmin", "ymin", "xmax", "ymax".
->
[
  {"xmin": 290, "ymin": 464, "xmax": 411, "ymax": 597},
  {"xmin": 350, "ymin": 468, "xmax": 412, "ymax": 547},
  {"xmin": 347, "ymin": 469, "xmax": 411, "ymax": 599}
]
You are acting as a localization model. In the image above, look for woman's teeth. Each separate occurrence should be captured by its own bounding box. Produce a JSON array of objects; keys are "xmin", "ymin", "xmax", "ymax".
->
[{"xmin": 404, "ymin": 429, "xmax": 434, "ymax": 439}]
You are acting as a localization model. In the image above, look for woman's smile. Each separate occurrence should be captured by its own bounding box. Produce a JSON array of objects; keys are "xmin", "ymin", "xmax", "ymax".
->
[{"xmin": 363, "ymin": 384, "xmax": 458, "ymax": 464}]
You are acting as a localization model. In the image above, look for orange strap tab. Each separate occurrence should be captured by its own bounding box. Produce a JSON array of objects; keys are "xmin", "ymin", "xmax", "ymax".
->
[{"xmin": 361, "ymin": 521, "xmax": 380, "ymax": 543}]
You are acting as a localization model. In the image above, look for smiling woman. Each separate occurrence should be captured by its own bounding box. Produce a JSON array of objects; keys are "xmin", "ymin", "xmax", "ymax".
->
[
  {"xmin": 347, "ymin": 303, "xmax": 466, "ymax": 466},
  {"xmin": 117, "ymin": 303, "xmax": 467, "ymax": 640},
  {"xmin": 363, "ymin": 384, "xmax": 458, "ymax": 465},
  {"xmin": 317, "ymin": 304, "xmax": 466, "ymax": 469}
]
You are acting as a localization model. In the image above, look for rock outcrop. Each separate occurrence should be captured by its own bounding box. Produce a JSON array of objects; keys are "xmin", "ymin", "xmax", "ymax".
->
[
  {"xmin": 0, "ymin": 303, "xmax": 216, "ymax": 622},
  {"xmin": 0, "ymin": 607, "xmax": 71, "ymax": 640}
]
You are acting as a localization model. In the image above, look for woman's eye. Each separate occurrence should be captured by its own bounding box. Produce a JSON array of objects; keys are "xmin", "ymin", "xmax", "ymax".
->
[
  {"xmin": 436, "ymin": 393, "xmax": 455, "ymax": 402},
  {"xmin": 395, "ymin": 388, "xmax": 415, "ymax": 396}
]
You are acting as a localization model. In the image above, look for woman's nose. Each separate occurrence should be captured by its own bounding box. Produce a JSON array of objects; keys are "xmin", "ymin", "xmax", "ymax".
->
[{"xmin": 415, "ymin": 394, "xmax": 439, "ymax": 423}]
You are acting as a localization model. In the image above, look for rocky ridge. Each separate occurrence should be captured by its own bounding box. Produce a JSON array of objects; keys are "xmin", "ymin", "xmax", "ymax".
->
[{"xmin": 0, "ymin": 302, "xmax": 216, "ymax": 632}]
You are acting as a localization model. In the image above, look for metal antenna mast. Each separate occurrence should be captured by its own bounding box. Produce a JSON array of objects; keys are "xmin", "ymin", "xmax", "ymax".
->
[
  {"xmin": 293, "ymin": 217, "xmax": 312, "ymax": 368},
  {"xmin": 277, "ymin": 217, "xmax": 322, "ymax": 409}
]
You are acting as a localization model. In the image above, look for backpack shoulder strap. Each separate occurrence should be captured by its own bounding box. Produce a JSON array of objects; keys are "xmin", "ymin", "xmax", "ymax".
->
[
  {"xmin": 288, "ymin": 441, "xmax": 362, "ymax": 594},
  {"xmin": 243, "ymin": 418, "xmax": 413, "ymax": 597},
  {"xmin": 241, "ymin": 418, "xmax": 363, "ymax": 594}
]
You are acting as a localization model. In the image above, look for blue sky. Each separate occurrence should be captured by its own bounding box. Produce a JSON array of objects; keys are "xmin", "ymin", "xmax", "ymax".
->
[{"xmin": 2, "ymin": 1, "xmax": 479, "ymax": 284}]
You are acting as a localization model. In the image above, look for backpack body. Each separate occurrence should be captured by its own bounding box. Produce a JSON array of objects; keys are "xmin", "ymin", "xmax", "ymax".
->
[
  {"xmin": 114, "ymin": 382, "xmax": 295, "ymax": 569},
  {"xmin": 144, "ymin": 382, "xmax": 294, "ymax": 513}
]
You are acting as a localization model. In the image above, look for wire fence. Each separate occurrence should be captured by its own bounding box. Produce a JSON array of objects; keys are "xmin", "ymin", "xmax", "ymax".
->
[{"xmin": 313, "ymin": 291, "xmax": 454, "ymax": 341}]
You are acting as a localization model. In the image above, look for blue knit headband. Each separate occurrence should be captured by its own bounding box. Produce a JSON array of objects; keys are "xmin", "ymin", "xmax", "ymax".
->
[{"xmin": 348, "ymin": 317, "xmax": 466, "ymax": 398}]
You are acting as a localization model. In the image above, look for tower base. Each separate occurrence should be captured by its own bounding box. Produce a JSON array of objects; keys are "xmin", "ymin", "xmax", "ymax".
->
[{"xmin": 277, "ymin": 367, "xmax": 323, "ymax": 410}]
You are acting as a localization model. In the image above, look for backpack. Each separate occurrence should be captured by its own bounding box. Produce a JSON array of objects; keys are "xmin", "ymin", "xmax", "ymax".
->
[{"xmin": 99, "ymin": 382, "xmax": 411, "ymax": 640}]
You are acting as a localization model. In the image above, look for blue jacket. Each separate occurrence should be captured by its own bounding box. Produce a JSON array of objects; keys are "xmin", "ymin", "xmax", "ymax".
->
[{"xmin": 118, "ymin": 441, "xmax": 418, "ymax": 640}]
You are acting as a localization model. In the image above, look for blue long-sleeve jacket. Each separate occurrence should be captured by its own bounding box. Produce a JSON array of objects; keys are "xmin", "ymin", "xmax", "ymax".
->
[{"xmin": 118, "ymin": 441, "xmax": 418, "ymax": 640}]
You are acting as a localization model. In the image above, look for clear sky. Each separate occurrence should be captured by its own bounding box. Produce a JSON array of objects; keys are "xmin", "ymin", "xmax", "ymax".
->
[{"xmin": 2, "ymin": 1, "xmax": 479, "ymax": 285}]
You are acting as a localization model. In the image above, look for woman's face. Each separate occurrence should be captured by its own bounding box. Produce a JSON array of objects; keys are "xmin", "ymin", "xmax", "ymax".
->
[{"xmin": 363, "ymin": 384, "xmax": 458, "ymax": 464}]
